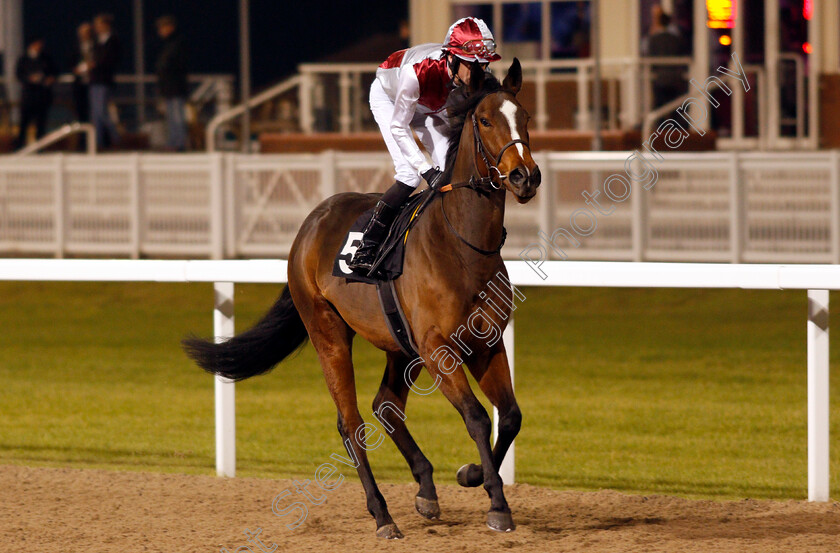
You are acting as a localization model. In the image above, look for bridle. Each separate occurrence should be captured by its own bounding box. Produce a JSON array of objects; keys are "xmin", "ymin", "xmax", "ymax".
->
[
  {"xmin": 439, "ymin": 107, "xmax": 532, "ymax": 255},
  {"xmin": 471, "ymin": 112, "xmax": 531, "ymax": 190}
]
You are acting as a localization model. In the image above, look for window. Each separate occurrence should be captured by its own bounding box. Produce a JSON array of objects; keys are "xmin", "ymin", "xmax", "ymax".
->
[{"xmin": 451, "ymin": 0, "xmax": 592, "ymax": 60}]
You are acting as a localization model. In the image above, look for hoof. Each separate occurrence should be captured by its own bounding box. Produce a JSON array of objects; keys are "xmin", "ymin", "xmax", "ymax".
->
[
  {"xmin": 486, "ymin": 510, "xmax": 516, "ymax": 533},
  {"xmin": 376, "ymin": 523, "xmax": 404, "ymax": 539},
  {"xmin": 456, "ymin": 463, "xmax": 483, "ymax": 487},
  {"xmin": 415, "ymin": 496, "xmax": 441, "ymax": 520}
]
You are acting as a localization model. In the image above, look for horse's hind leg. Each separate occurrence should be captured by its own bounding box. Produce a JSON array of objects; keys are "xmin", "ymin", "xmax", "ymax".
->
[
  {"xmin": 458, "ymin": 343, "xmax": 521, "ymax": 489},
  {"xmin": 307, "ymin": 299, "xmax": 402, "ymax": 539},
  {"xmin": 373, "ymin": 352, "xmax": 439, "ymax": 519}
]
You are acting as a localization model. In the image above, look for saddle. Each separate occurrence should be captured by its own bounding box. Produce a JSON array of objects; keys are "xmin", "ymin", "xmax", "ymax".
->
[
  {"xmin": 332, "ymin": 189, "xmax": 433, "ymax": 285},
  {"xmin": 330, "ymin": 178, "xmax": 508, "ymax": 357},
  {"xmin": 332, "ymin": 190, "xmax": 436, "ymax": 357}
]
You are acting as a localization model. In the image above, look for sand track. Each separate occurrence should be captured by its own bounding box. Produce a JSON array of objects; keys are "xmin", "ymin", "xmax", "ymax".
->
[{"xmin": 2, "ymin": 465, "xmax": 839, "ymax": 552}]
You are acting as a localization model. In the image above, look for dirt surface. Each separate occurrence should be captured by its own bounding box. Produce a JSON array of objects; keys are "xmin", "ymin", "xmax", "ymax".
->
[{"xmin": 2, "ymin": 464, "xmax": 840, "ymax": 553}]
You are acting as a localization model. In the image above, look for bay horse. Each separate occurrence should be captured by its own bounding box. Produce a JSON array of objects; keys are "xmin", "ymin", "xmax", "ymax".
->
[{"xmin": 184, "ymin": 59, "xmax": 540, "ymax": 539}]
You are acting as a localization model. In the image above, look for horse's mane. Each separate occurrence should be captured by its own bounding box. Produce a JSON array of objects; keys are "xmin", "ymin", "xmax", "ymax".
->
[{"xmin": 442, "ymin": 74, "xmax": 502, "ymax": 182}]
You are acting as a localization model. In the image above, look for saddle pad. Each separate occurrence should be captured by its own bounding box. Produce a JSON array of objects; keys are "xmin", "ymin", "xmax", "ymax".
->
[{"xmin": 332, "ymin": 190, "xmax": 430, "ymax": 284}]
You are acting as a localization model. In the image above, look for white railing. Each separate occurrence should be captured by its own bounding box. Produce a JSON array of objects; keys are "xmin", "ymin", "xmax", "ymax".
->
[
  {"xmin": 205, "ymin": 57, "xmax": 695, "ymax": 147},
  {"xmin": 14, "ymin": 122, "xmax": 96, "ymax": 155},
  {"xmin": 295, "ymin": 58, "xmax": 695, "ymax": 135},
  {"xmin": 205, "ymin": 75, "xmax": 302, "ymax": 152},
  {"xmin": 0, "ymin": 151, "xmax": 837, "ymax": 264},
  {"xmin": 0, "ymin": 258, "xmax": 834, "ymax": 502},
  {"xmin": 290, "ymin": 56, "xmax": 809, "ymax": 148}
]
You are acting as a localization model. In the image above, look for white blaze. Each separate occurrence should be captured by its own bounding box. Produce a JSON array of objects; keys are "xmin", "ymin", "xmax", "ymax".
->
[{"xmin": 499, "ymin": 99, "xmax": 525, "ymax": 158}]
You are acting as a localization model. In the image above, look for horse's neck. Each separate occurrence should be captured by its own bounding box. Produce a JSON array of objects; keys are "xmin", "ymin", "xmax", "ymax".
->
[{"xmin": 440, "ymin": 119, "xmax": 507, "ymax": 253}]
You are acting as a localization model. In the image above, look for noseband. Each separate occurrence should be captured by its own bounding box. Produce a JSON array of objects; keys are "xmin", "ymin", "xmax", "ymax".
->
[{"xmin": 471, "ymin": 113, "xmax": 531, "ymax": 190}]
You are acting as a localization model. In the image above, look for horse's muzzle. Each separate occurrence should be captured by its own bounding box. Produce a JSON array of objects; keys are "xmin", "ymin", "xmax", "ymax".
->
[{"xmin": 509, "ymin": 165, "xmax": 541, "ymax": 202}]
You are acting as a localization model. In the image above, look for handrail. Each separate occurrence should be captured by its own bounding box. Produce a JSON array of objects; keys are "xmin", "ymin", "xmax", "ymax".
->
[
  {"xmin": 642, "ymin": 91, "xmax": 698, "ymax": 139},
  {"xmin": 642, "ymin": 63, "xmax": 766, "ymax": 146},
  {"xmin": 0, "ymin": 73, "xmax": 234, "ymax": 87},
  {"xmin": 15, "ymin": 122, "xmax": 96, "ymax": 155},
  {"xmin": 205, "ymin": 75, "xmax": 302, "ymax": 152},
  {"xmin": 190, "ymin": 79, "xmax": 217, "ymax": 104}
]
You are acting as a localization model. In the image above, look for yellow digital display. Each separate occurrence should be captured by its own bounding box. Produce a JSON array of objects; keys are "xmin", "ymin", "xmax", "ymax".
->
[{"xmin": 707, "ymin": 0, "xmax": 736, "ymax": 29}]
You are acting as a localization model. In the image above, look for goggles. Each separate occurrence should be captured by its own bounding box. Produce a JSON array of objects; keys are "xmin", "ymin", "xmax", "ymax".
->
[{"xmin": 455, "ymin": 38, "xmax": 496, "ymax": 58}]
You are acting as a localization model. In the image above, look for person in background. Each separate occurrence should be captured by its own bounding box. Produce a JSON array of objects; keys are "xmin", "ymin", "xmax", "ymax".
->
[
  {"xmin": 71, "ymin": 22, "xmax": 94, "ymax": 123},
  {"xmin": 645, "ymin": 11, "xmax": 687, "ymax": 110},
  {"xmin": 155, "ymin": 15, "xmax": 189, "ymax": 151},
  {"xmin": 14, "ymin": 37, "xmax": 57, "ymax": 149},
  {"xmin": 89, "ymin": 13, "xmax": 121, "ymax": 148}
]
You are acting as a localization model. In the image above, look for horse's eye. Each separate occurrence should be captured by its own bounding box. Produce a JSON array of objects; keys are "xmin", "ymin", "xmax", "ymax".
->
[{"xmin": 480, "ymin": 117, "xmax": 491, "ymax": 127}]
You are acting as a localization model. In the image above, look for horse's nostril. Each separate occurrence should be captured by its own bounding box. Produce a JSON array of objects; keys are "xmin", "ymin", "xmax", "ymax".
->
[
  {"xmin": 531, "ymin": 166, "xmax": 542, "ymax": 187},
  {"xmin": 509, "ymin": 168, "xmax": 526, "ymax": 186}
]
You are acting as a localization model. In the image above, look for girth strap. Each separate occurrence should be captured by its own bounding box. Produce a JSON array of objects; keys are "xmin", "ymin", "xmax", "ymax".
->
[{"xmin": 376, "ymin": 279, "xmax": 419, "ymax": 357}]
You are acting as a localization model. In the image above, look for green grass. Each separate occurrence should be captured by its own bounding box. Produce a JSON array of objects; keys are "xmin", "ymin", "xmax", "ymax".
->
[{"xmin": 0, "ymin": 281, "xmax": 838, "ymax": 500}]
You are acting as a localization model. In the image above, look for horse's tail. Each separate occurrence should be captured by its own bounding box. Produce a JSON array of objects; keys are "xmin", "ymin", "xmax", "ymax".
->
[{"xmin": 182, "ymin": 285, "xmax": 308, "ymax": 381}]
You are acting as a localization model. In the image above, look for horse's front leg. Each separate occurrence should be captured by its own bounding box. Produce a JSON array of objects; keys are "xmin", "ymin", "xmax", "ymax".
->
[
  {"xmin": 418, "ymin": 330, "xmax": 515, "ymax": 532},
  {"xmin": 458, "ymin": 342, "xmax": 521, "ymax": 489}
]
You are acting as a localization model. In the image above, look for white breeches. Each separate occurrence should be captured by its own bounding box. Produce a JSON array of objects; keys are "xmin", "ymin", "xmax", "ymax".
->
[{"xmin": 369, "ymin": 79, "xmax": 449, "ymax": 188}]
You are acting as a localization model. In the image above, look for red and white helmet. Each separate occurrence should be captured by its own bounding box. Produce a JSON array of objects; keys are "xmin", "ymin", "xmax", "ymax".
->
[{"xmin": 443, "ymin": 17, "xmax": 501, "ymax": 63}]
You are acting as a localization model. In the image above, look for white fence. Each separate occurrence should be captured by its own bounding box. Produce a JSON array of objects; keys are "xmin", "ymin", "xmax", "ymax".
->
[
  {"xmin": 0, "ymin": 258, "xmax": 835, "ymax": 502},
  {"xmin": 0, "ymin": 152, "xmax": 839, "ymax": 264}
]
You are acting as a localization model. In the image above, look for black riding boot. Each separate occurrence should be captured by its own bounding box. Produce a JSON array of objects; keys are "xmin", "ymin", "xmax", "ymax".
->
[{"xmin": 348, "ymin": 181, "xmax": 414, "ymax": 272}]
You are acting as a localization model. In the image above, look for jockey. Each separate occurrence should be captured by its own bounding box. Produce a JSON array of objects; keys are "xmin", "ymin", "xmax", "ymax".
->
[{"xmin": 348, "ymin": 16, "xmax": 501, "ymax": 272}]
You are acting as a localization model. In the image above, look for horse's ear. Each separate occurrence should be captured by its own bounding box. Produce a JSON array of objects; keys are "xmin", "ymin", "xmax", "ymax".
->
[
  {"xmin": 468, "ymin": 60, "xmax": 485, "ymax": 94},
  {"xmin": 502, "ymin": 57, "xmax": 522, "ymax": 95}
]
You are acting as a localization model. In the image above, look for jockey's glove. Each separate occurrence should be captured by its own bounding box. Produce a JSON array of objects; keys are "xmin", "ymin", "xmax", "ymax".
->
[{"xmin": 421, "ymin": 167, "xmax": 445, "ymax": 190}]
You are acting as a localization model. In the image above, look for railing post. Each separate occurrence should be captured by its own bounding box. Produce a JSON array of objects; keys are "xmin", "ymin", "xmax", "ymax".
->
[
  {"xmin": 351, "ymin": 71, "xmax": 363, "ymax": 132},
  {"xmin": 494, "ymin": 316, "xmax": 515, "ymax": 485},
  {"xmin": 210, "ymin": 152, "xmax": 224, "ymax": 260},
  {"xmin": 299, "ymin": 71, "xmax": 314, "ymax": 134},
  {"xmin": 129, "ymin": 153, "xmax": 141, "ymax": 259},
  {"xmin": 576, "ymin": 64, "xmax": 591, "ymax": 131},
  {"xmin": 53, "ymin": 154, "xmax": 65, "ymax": 258},
  {"xmin": 86, "ymin": 124, "xmax": 96, "ymax": 155},
  {"xmin": 225, "ymin": 153, "xmax": 238, "ymax": 257},
  {"xmin": 631, "ymin": 172, "xmax": 647, "ymax": 262},
  {"xmin": 807, "ymin": 289, "xmax": 830, "ymax": 501},
  {"xmin": 831, "ymin": 150, "xmax": 840, "ymax": 264},
  {"xmin": 217, "ymin": 78, "xmax": 233, "ymax": 114},
  {"xmin": 729, "ymin": 152, "xmax": 744, "ymax": 263},
  {"xmin": 215, "ymin": 281, "xmax": 236, "ymax": 477},
  {"xmin": 339, "ymin": 70, "xmax": 352, "ymax": 134},
  {"xmin": 321, "ymin": 150, "xmax": 337, "ymax": 197},
  {"xmin": 535, "ymin": 65, "xmax": 548, "ymax": 131},
  {"xmin": 537, "ymin": 152, "xmax": 554, "ymax": 249},
  {"xmin": 764, "ymin": 0, "xmax": 780, "ymax": 148},
  {"xmin": 621, "ymin": 61, "xmax": 640, "ymax": 129}
]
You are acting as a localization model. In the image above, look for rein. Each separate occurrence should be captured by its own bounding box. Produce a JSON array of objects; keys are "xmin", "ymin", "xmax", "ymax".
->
[
  {"xmin": 437, "ymin": 112, "xmax": 530, "ymax": 256},
  {"xmin": 441, "ymin": 195, "xmax": 507, "ymax": 255}
]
